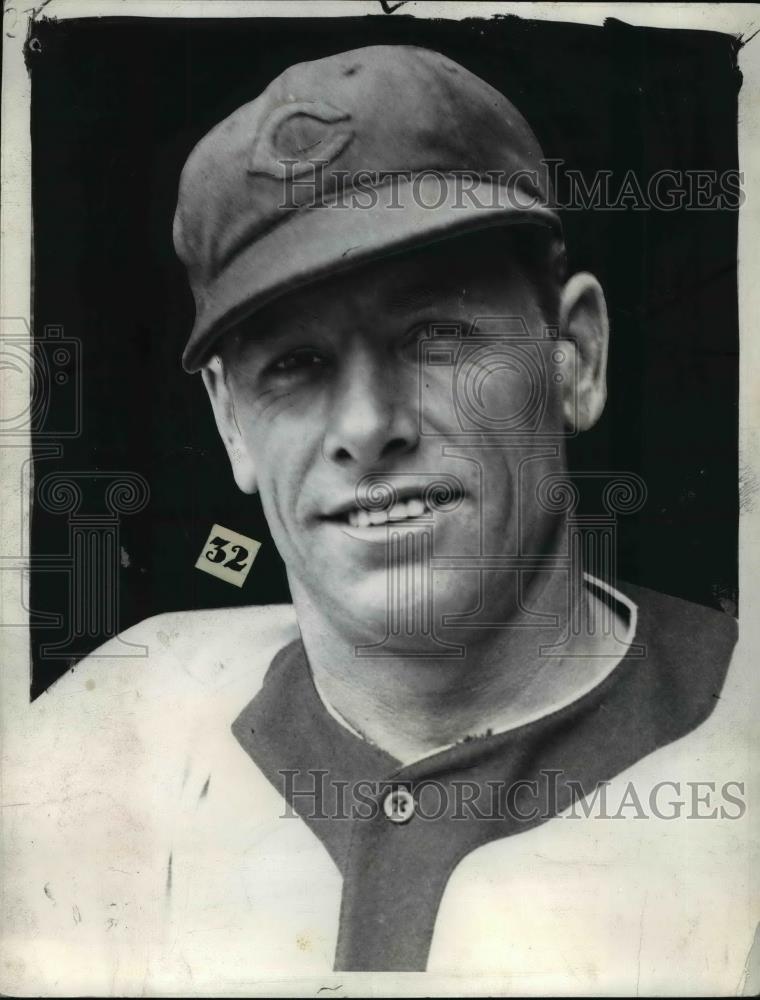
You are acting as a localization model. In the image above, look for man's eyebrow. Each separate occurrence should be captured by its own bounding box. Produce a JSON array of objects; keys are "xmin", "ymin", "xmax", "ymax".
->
[
  {"xmin": 233, "ymin": 310, "xmax": 316, "ymax": 348},
  {"xmin": 385, "ymin": 279, "xmax": 439, "ymax": 314}
]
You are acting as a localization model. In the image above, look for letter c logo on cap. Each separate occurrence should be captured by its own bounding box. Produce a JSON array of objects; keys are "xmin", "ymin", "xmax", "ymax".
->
[{"xmin": 248, "ymin": 101, "xmax": 354, "ymax": 179}]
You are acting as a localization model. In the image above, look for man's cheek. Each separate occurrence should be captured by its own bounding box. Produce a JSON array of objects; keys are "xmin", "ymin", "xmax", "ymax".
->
[
  {"xmin": 419, "ymin": 369, "xmax": 460, "ymax": 435},
  {"xmin": 252, "ymin": 434, "xmax": 310, "ymax": 528},
  {"xmin": 420, "ymin": 358, "xmax": 557, "ymax": 438}
]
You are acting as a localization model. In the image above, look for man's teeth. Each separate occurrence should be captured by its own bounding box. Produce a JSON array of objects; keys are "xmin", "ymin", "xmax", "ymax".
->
[{"xmin": 347, "ymin": 498, "xmax": 428, "ymax": 528}]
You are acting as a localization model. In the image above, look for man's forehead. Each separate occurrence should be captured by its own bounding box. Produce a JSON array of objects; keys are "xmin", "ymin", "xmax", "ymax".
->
[{"xmin": 383, "ymin": 272, "xmax": 439, "ymax": 314}]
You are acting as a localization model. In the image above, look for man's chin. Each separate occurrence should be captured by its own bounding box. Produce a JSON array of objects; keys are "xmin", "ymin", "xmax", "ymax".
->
[
  {"xmin": 328, "ymin": 572, "xmax": 399, "ymax": 640},
  {"xmin": 294, "ymin": 566, "xmax": 419, "ymax": 643},
  {"xmin": 301, "ymin": 566, "xmax": 483, "ymax": 648}
]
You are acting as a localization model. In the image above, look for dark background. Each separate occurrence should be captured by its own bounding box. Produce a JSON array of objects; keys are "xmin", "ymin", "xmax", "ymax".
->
[{"xmin": 28, "ymin": 13, "xmax": 740, "ymax": 697}]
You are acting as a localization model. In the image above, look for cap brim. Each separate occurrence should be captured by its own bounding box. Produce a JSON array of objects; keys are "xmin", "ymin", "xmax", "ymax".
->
[{"xmin": 182, "ymin": 175, "xmax": 561, "ymax": 372}]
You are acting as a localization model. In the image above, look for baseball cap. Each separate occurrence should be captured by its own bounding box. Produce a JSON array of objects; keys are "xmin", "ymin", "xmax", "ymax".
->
[{"xmin": 174, "ymin": 44, "xmax": 563, "ymax": 373}]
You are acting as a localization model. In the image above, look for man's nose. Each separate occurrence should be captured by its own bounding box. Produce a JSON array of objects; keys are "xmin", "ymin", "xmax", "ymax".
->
[{"xmin": 323, "ymin": 350, "xmax": 419, "ymax": 467}]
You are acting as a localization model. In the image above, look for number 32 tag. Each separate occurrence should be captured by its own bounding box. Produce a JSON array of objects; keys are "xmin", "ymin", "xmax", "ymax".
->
[{"xmin": 195, "ymin": 523, "xmax": 261, "ymax": 588}]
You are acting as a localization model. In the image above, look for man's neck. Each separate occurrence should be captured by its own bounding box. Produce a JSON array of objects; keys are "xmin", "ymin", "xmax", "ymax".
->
[{"xmin": 291, "ymin": 571, "xmax": 630, "ymax": 766}]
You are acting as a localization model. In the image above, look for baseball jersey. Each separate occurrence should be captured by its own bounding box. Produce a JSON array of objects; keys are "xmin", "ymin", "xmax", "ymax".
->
[{"xmin": 1, "ymin": 578, "xmax": 753, "ymax": 996}]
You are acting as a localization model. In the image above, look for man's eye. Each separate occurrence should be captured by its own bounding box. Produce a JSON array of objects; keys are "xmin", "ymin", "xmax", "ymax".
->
[
  {"xmin": 400, "ymin": 322, "xmax": 439, "ymax": 358},
  {"xmin": 400, "ymin": 325, "xmax": 428, "ymax": 354},
  {"xmin": 268, "ymin": 349, "xmax": 328, "ymax": 374}
]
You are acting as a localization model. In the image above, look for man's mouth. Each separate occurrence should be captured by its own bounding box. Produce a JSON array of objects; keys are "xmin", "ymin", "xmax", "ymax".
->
[
  {"xmin": 321, "ymin": 481, "xmax": 465, "ymax": 534},
  {"xmin": 346, "ymin": 498, "xmax": 428, "ymax": 528}
]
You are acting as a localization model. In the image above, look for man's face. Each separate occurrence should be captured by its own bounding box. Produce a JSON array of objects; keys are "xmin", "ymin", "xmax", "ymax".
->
[{"xmin": 211, "ymin": 232, "xmax": 577, "ymax": 642}]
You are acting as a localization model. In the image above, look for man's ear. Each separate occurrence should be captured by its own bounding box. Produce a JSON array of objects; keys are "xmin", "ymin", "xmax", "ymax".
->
[
  {"xmin": 201, "ymin": 355, "xmax": 258, "ymax": 494},
  {"xmin": 558, "ymin": 273, "xmax": 609, "ymax": 432}
]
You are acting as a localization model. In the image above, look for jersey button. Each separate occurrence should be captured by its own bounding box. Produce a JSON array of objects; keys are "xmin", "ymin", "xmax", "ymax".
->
[{"xmin": 383, "ymin": 787, "xmax": 415, "ymax": 824}]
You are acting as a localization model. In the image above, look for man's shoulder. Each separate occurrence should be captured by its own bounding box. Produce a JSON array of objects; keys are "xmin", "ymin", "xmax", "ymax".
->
[
  {"xmin": 7, "ymin": 604, "xmax": 302, "ymax": 996},
  {"xmin": 34, "ymin": 602, "xmax": 299, "ymax": 718},
  {"xmin": 618, "ymin": 579, "xmax": 737, "ymax": 660},
  {"xmin": 95, "ymin": 601, "xmax": 297, "ymax": 671},
  {"xmin": 616, "ymin": 579, "xmax": 745, "ymax": 738},
  {"xmin": 24, "ymin": 603, "xmax": 300, "ymax": 819}
]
